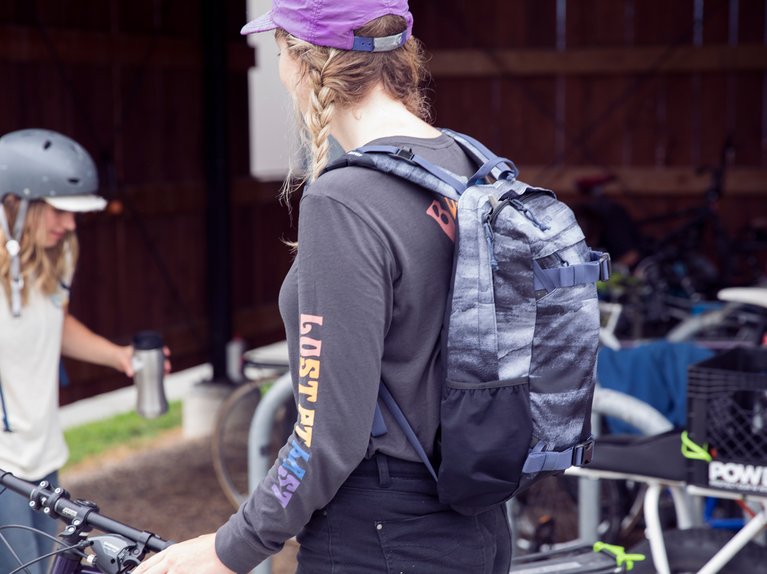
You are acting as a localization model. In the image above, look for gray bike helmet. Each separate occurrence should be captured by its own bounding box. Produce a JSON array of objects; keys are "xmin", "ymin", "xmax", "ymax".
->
[
  {"xmin": 0, "ymin": 128, "xmax": 105, "ymax": 211},
  {"xmin": 0, "ymin": 129, "xmax": 105, "ymax": 317}
]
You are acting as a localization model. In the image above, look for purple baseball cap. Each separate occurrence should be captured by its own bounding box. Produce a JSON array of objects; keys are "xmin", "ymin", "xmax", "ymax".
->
[{"xmin": 241, "ymin": 0, "xmax": 413, "ymax": 52}]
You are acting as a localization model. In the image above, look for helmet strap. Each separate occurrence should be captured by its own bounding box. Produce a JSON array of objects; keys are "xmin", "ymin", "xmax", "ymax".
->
[{"xmin": 0, "ymin": 198, "xmax": 29, "ymax": 317}]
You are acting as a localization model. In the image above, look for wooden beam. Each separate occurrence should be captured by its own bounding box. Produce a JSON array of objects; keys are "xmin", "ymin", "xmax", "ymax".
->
[
  {"xmin": 428, "ymin": 45, "xmax": 767, "ymax": 77},
  {"xmin": 522, "ymin": 166, "xmax": 767, "ymax": 196}
]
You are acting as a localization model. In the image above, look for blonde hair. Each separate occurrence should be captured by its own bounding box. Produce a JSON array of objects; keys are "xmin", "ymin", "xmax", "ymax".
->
[
  {"xmin": 0, "ymin": 196, "xmax": 79, "ymax": 308},
  {"xmin": 277, "ymin": 15, "xmax": 431, "ymax": 200}
]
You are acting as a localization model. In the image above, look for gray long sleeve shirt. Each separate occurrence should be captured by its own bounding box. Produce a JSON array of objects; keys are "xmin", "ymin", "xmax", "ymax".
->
[{"xmin": 215, "ymin": 134, "xmax": 477, "ymax": 572}]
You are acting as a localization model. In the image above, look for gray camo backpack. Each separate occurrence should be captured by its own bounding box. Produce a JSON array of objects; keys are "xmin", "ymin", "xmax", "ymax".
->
[{"xmin": 325, "ymin": 129, "xmax": 609, "ymax": 514}]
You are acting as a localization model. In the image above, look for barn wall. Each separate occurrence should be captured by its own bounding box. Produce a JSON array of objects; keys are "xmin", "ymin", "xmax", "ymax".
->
[{"xmin": 0, "ymin": 0, "xmax": 764, "ymax": 402}]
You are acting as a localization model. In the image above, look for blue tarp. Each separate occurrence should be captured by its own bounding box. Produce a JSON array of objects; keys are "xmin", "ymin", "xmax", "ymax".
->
[{"xmin": 597, "ymin": 341, "xmax": 714, "ymax": 434}]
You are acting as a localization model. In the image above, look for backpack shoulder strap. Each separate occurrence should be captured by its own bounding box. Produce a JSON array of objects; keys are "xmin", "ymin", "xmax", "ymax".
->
[
  {"xmin": 441, "ymin": 129, "xmax": 520, "ymax": 185},
  {"xmin": 325, "ymin": 145, "xmax": 465, "ymax": 202},
  {"xmin": 324, "ymin": 129, "xmax": 521, "ymax": 197}
]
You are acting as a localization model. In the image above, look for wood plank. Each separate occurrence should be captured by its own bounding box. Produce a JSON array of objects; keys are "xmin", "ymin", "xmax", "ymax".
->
[
  {"xmin": 699, "ymin": 72, "xmax": 730, "ymax": 168},
  {"xmin": 739, "ymin": 0, "xmax": 767, "ymax": 44},
  {"xmin": 0, "ymin": 25, "xmax": 252, "ymax": 70},
  {"xmin": 633, "ymin": 0, "xmax": 694, "ymax": 46},
  {"xmin": 498, "ymin": 77, "xmax": 558, "ymax": 165},
  {"xmin": 427, "ymin": 45, "xmax": 767, "ymax": 77},
  {"xmin": 109, "ymin": 178, "xmax": 282, "ymax": 216},
  {"xmin": 732, "ymin": 72, "xmax": 764, "ymax": 167},
  {"xmin": 566, "ymin": 0, "xmax": 628, "ymax": 48}
]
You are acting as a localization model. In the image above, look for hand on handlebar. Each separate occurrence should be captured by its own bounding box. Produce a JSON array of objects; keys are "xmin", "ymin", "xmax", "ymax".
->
[{"xmin": 132, "ymin": 533, "xmax": 234, "ymax": 574}]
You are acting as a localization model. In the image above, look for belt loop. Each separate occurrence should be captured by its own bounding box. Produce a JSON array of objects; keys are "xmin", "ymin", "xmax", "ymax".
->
[{"xmin": 376, "ymin": 453, "xmax": 392, "ymax": 488}]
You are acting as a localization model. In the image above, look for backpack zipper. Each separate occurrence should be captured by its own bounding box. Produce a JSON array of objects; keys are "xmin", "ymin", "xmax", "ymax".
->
[
  {"xmin": 483, "ymin": 191, "xmax": 549, "ymax": 270},
  {"xmin": 483, "ymin": 221, "xmax": 499, "ymax": 269},
  {"xmin": 487, "ymin": 191, "xmax": 549, "ymax": 231}
]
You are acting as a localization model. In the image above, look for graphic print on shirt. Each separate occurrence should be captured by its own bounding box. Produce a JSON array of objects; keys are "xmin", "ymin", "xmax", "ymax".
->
[
  {"xmin": 271, "ymin": 313, "xmax": 323, "ymax": 508},
  {"xmin": 426, "ymin": 197, "xmax": 457, "ymax": 242}
]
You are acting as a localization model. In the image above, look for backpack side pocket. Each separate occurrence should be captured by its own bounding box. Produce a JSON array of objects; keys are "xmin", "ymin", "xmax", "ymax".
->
[{"xmin": 438, "ymin": 378, "xmax": 532, "ymax": 513}]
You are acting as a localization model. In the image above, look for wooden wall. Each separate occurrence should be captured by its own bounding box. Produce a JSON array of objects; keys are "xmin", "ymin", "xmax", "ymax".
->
[{"xmin": 0, "ymin": 0, "xmax": 765, "ymax": 402}]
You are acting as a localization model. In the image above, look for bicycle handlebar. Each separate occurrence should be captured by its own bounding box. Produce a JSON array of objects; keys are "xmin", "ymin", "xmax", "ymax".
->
[{"xmin": 0, "ymin": 468, "xmax": 174, "ymax": 553}]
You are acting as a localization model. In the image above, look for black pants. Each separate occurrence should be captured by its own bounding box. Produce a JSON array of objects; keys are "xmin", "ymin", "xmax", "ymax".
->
[{"xmin": 296, "ymin": 454, "xmax": 512, "ymax": 574}]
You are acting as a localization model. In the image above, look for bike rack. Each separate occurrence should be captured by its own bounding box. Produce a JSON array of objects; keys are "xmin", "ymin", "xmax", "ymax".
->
[{"xmin": 247, "ymin": 371, "xmax": 293, "ymax": 574}]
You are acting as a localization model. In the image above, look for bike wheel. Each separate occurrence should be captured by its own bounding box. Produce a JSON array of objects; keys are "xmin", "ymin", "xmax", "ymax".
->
[
  {"xmin": 630, "ymin": 528, "xmax": 767, "ymax": 573},
  {"xmin": 211, "ymin": 379, "xmax": 270, "ymax": 508}
]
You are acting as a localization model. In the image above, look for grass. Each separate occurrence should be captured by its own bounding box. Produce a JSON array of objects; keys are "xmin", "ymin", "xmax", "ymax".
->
[{"xmin": 63, "ymin": 400, "xmax": 183, "ymax": 470}]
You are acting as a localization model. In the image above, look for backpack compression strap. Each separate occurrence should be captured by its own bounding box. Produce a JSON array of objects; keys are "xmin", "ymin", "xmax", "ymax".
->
[
  {"xmin": 375, "ymin": 383, "xmax": 438, "ymax": 481},
  {"xmin": 523, "ymin": 437, "xmax": 595, "ymax": 473},
  {"xmin": 533, "ymin": 251, "xmax": 612, "ymax": 292}
]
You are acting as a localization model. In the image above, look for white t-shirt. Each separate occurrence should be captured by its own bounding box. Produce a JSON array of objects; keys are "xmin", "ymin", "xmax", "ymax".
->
[{"xmin": 0, "ymin": 272, "xmax": 71, "ymax": 480}]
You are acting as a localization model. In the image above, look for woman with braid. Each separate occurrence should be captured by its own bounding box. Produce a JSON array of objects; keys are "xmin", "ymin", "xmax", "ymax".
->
[{"xmin": 135, "ymin": 1, "xmax": 511, "ymax": 572}]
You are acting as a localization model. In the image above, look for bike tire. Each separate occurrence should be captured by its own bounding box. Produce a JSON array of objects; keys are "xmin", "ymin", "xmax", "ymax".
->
[
  {"xmin": 629, "ymin": 528, "xmax": 767, "ymax": 574},
  {"xmin": 211, "ymin": 379, "xmax": 269, "ymax": 508}
]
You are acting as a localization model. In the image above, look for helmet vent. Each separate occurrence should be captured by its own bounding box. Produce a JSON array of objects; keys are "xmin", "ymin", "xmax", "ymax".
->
[
  {"xmin": 67, "ymin": 178, "xmax": 80, "ymax": 185},
  {"xmin": 43, "ymin": 140, "xmax": 52, "ymax": 150}
]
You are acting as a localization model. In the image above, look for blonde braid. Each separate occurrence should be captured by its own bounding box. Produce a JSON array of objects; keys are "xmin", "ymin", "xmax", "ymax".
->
[
  {"xmin": 304, "ymin": 50, "xmax": 339, "ymax": 182},
  {"xmin": 276, "ymin": 14, "xmax": 430, "ymax": 198}
]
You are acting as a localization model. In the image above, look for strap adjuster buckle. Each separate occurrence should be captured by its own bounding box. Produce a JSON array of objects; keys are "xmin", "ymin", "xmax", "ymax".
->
[
  {"xmin": 572, "ymin": 437, "xmax": 594, "ymax": 467},
  {"xmin": 393, "ymin": 147, "xmax": 415, "ymax": 162}
]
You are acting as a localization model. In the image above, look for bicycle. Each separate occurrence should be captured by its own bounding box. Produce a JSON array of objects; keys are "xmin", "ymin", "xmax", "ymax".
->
[
  {"xmin": 589, "ymin": 137, "xmax": 767, "ymax": 342},
  {"xmin": 568, "ymin": 293, "xmax": 767, "ymax": 572},
  {"xmin": 569, "ymin": 428, "xmax": 767, "ymax": 573},
  {"xmin": 512, "ymin": 287, "xmax": 767, "ymax": 559},
  {"xmin": 0, "ymin": 469, "xmax": 173, "ymax": 574},
  {"xmin": 211, "ymin": 341, "xmax": 292, "ymax": 508}
]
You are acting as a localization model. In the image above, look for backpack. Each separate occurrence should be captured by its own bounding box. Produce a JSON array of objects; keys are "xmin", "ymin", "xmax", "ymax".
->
[{"xmin": 325, "ymin": 129, "xmax": 609, "ymax": 514}]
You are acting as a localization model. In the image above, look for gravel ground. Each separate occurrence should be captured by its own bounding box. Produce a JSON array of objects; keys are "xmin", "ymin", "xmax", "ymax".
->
[{"xmin": 60, "ymin": 429, "xmax": 298, "ymax": 573}]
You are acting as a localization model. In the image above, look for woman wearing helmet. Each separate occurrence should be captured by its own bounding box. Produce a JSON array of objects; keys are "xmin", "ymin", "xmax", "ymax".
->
[
  {"xmin": 135, "ymin": 1, "xmax": 512, "ymax": 573},
  {"xmin": 0, "ymin": 129, "xmax": 138, "ymax": 574}
]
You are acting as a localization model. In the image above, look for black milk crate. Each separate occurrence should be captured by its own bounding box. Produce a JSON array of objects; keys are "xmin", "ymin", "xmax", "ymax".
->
[{"xmin": 686, "ymin": 347, "xmax": 767, "ymax": 496}]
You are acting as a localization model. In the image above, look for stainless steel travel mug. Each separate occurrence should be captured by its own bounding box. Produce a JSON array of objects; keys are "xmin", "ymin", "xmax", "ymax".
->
[{"xmin": 132, "ymin": 331, "xmax": 168, "ymax": 419}]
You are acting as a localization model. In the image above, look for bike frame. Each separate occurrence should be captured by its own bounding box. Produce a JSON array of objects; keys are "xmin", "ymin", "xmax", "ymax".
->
[{"xmin": 568, "ymin": 459, "xmax": 767, "ymax": 574}]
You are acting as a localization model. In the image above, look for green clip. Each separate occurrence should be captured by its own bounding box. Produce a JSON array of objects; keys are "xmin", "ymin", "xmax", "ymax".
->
[
  {"xmin": 593, "ymin": 541, "xmax": 646, "ymax": 571},
  {"xmin": 681, "ymin": 430, "xmax": 712, "ymax": 462}
]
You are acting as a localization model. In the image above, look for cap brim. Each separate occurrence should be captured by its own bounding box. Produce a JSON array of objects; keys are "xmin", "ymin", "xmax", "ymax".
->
[
  {"xmin": 241, "ymin": 11, "xmax": 277, "ymax": 36},
  {"xmin": 44, "ymin": 195, "xmax": 107, "ymax": 213}
]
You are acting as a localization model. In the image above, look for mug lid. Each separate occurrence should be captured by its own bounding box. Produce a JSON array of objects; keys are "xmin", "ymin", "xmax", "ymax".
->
[{"xmin": 133, "ymin": 330, "xmax": 164, "ymax": 350}]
